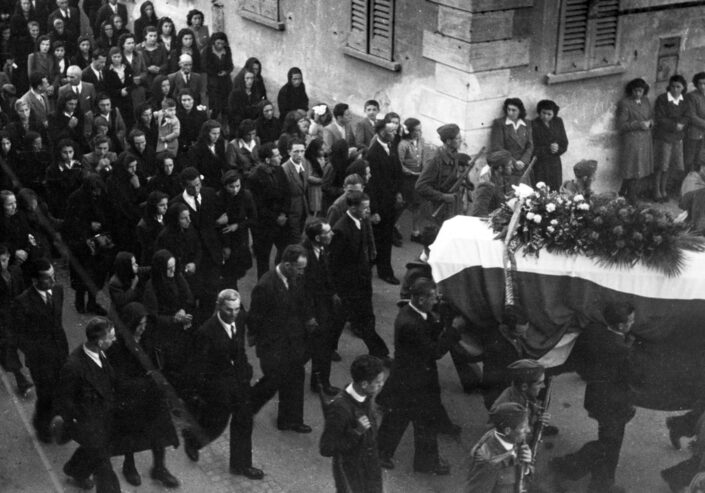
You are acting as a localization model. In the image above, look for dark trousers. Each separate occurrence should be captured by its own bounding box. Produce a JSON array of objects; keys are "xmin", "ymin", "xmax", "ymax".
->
[
  {"xmin": 194, "ymin": 388, "xmax": 254, "ymax": 470},
  {"xmin": 669, "ymin": 398, "xmax": 705, "ymax": 438},
  {"xmin": 28, "ymin": 364, "xmax": 61, "ymax": 438},
  {"xmin": 340, "ymin": 295, "xmax": 389, "ymax": 359},
  {"xmin": 684, "ymin": 138, "xmax": 704, "ymax": 174},
  {"xmin": 252, "ymin": 227, "xmax": 288, "ymax": 279},
  {"xmin": 64, "ymin": 446, "xmax": 121, "ymax": 493},
  {"xmin": 558, "ymin": 416, "xmax": 629, "ymax": 491},
  {"xmin": 251, "ymin": 356, "xmax": 306, "ymax": 426},
  {"xmin": 372, "ymin": 215, "xmax": 394, "ymax": 278},
  {"xmin": 310, "ymin": 298, "xmax": 340, "ymax": 388},
  {"xmin": 377, "ymin": 406, "xmax": 439, "ymax": 471}
]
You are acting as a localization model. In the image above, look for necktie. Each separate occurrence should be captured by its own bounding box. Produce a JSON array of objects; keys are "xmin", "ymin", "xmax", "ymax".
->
[
  {"xmin": 74, "ymin": 86, "xmax": 79, "ymax": 95},
  {"xmin": 230, "ymin": 323, "xmax": 236, "ymax": 339},
  {"xmin": 186, "ymin": 74, "xmax": 190, "ymax": 84},
  {"xmin": 193, "ymin": 195, "xmax": 200, "ymax": 211},
  {"xmin": 299, "ymin": 168, "xmax": 305, "ymax": 184},
  {"xmin": 98, "ymin": 71, "xmax": 103, "ymax": 82},
  {"xmin": 45, "ymin": 291, "xmax": 52, "ymax": 307}
]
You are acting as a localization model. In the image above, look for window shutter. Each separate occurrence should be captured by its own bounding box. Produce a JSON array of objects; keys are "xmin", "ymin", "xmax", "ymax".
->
[
  {"xmin": 348, "ymin": 0, "xmax": 369, "ymax": 53},
  {"xmin": 557, "ymin": 0, "xmax": 590, "ymax": 73},
  {"xmin": 589, "ymin": 0, "xmax": 619, "ymax": 69},
  {"xmin": 369, "ymin": 0, "xmax": 394, "ymax": 61}
]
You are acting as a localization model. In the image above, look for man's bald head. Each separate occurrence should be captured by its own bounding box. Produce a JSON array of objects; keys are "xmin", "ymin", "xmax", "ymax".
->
[{"xmin": 67, "ymin": 65, "xmax": 82, "ymax": 86}]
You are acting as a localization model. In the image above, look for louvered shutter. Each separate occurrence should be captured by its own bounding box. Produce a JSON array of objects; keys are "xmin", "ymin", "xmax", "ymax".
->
[
  {"xmin": 369, "ymin": 0, "xmax": 394, "ymax": 61},
  {"xmin": 557, "ymin": 0, "xmax": 590, "ymax": 73},
  {"xmin": 348, "ymin": 0, "xmax": 369, "ymax": 53},
  {"xmin": 589, "ymin": 0, "xmax": 619, "ymax": 68}
]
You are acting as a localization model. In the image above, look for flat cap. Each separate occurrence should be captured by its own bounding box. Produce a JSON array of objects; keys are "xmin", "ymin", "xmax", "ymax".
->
[
  {"xmin": 573, "ymin": 159, "xmax": 598, "ymax": 178},
  {"xmin": 507, "ymin": 359, "xmax": 545, "ymax": 384},
  {"xmin": 437, "ymin": 123, "xmax": 460, "ymax": 141},
  {"xmin": 489, "ymin": 402, "xmax": 528, "ymax": 430},
  {"xmin": 486, "ymin": 149, "xmax": 514, "ymax": 168}
]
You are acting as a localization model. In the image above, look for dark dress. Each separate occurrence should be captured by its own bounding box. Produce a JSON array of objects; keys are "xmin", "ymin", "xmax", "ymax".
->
[
  {"xmin": 531, "ymin": 116, "xmax": 568, "ymax": 191},
  {"xmin": 135, "ymin": 216, "xmax": 164, "ymax": 266},
  {"xmin": 201, "ymin": 47, "xmax": 233, "ymax": 118},
  {"xmin": 217, "ymin": 188, "xmax": 256, "ymax": 285},
  {"xmin": 103, "ymin": 64, "xmax": 134, "ymax": 127}
]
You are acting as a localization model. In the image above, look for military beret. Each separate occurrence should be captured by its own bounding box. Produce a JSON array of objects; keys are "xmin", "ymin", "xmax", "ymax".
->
[
  {"xmin": 437, "ymin": 123, "xmax": 460, "ymax": 141},
  {"xmin": 573, "ymin": 159, "xmax": 598, "ymax": 178},
  {"xmin": 507, "ymin": 359, "xmax": 545, "ymax": 384},
  {"xmin": 489, "ymin": 402, "xmax": 528, "ymax": 430},
  {"xmin": 486, "ymin": 149, "xmax": 514, "ymax": 168}
]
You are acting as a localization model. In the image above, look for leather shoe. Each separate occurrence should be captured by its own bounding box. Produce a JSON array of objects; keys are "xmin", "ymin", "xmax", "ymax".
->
[
  {"xmin": 68, "ymin": 475, "xmax": 95, "ymax": 490},
  {"xmin": 666, "ymin": 416, "xmax": 682, "ymax": 449},
  {"xmin": 230, "ymin": 465, "xmax": 264, "ymax": 480},
  {"xmin": 379, "ymin": 456, "xmax": 395, "ymax": 470},
  {"xmin": 122, "ymin": 463, "xmax": 141, "ymax": 486},
  {"xmin": 414, "ymin": 460, "xmax": 450, "ymax": 475},
  {"xmin": 311, "ymin": 383, "xmax": 341, "ymax": 396},
  {"xmin": 182, "ymin": 430, "xmax": 200, "ymax": 461},
  {"xmin": 151, "ymin": 466, "xmax": 180, "ymax": 488},
  {"xmin": 380, "ymin": 275, "xmax": 400, "ymax": 285},
  {"xmin": 277, "ymin": 423, "xmax": 312, "ymax": 433},
  {"xmin": 330, "ymin": 350, "xmax": 342, "ymax": 362}
]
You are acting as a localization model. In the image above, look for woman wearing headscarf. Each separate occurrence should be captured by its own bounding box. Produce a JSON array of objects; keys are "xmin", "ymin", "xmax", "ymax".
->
[
  {"xmin": 155, "ymin": 202, "xmax": 201, "ymax": 279},
  {"xmin": 133, "ymin": 1, "xmax": 158, "ymax": 44},
  {"xmin": 136, "ymin": 190, "xmax": 167, "ymax": 265},
  {"xmin": 142, "ymin": 249, "xmax": 194, "ymax": 388},
  {"xmin": 106, "ymin": 301, "xmax": 179, "ymax": 488},
  {"xmin": 489, "ymin": 97, "xmax": 533, "ymax": 186},
  {"xmin": 531, "ymin": 99, "xmax": 568, "ymax": 191},
  {"xmin": 227, "ymin": 67, "xmax": 264, "ymax": 136},
  {"xmin": 176, "ymin": 89, "xmax": 207, "ymax": 157},
  {"xmin": 233, "ymin": 57, "xmax": 266, "ymax": 101},
  {"xmin": 147, "ymin": 152, "xmax": 181, "ymax": 198},
  {"xmin": 617, "ymin": 78, "xmax": 654, "ymax": 203},
  {"xmin": 277, "ymin": 109, "xmax": 310, "ymax": 162},
  {"xmin": 322, "ymin": 139, "xmax": 352, "ymax": 210},
  {"xmin": 202, "ymin": 32, "xmax": 233, "ymax": 123},
  {"xmin": 255, "ymin": 100, "xmax": 281, "ymax": 146},
  {"xmin": 277, "ymin": 67, "xmax": 308, "ymax": 124},
  {"xmin": 108, "ymin": 251, "xmax": 149, "ymax": 315},
  {"xmin": 218, "ymin": 170, "xmax": 256, "ymax": 289},
  {"xmin": 188, "ymin": 119, "xmax": 227, "ymax": 188},
  {"xmin": 96, "ymin": 20, "xmax": 118, "ymax": 51},
  {"xmin": 106, "ymin": 153, "xmax": 147, "ymax": 252}
]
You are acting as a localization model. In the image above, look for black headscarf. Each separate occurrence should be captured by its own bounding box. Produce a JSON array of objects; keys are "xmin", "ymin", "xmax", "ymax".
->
[{"xmin": 113, "ymin": 251, "xmax": 136, "ymax": 287}]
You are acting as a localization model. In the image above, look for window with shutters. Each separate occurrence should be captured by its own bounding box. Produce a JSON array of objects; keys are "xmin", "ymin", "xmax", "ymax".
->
[
  {"xmin": 343, "ymin": 0, "xmax": 401, "ymax": 72},
  {"xmin": 239, "ymin": 0, "xmax": 284, "ymax": 31},
  {"xmin": 549, "ymin": 0, "xmax": 623, "ymax": 83}
]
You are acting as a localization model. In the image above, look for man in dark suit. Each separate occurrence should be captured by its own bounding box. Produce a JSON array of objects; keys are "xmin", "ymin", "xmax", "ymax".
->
[
  {"xmin": 249, "ymin": 244, "xmax": 313, "ymax": 433},
  {"xmin": 19, "ymin": 71, "xmax": 51, "ymax": 127},
  {"xmin": 323, "ymin": 102, "xmax": 356, "ymax": 150},
  {"xmin": 167, "ymin": 54, "xmax": 207, "ymax": 107},
  {"xmin": 170, "ymin": 166, "xmax": 226, "ymax": 323},
  {"xmin": 13, "ymin": 258, "xmax": 68, "ymax": 443},
  {"xmin": 367, "ymin": 119, "xmax": 403, "ymax": 284},
  {"xmin": 550, "ymin": 302, "xmax": 636, "ymax": 493},
  {"xmin": 59, "ymin": 65, "xmax": 96, "ymax": 116},
  {"xmin": 353, "ymin": 99, "xmax": 379, "ymax": 149},
  {"xmin": 51, "ymin": 317, "xmax": 120, "ymax": 492},
  {"xmin": 376, "ymin": 278, "xmax": 460, "ymax": 475},
  {"xmin": 329, "ymin": 191, "xmax": 390, "ymax": 361},
  {"xmin": 47, "ymin": 0, "xmax": 80, "ymax": 38},
  {"xmin": 93, "ymin": 0, "xmax": 127, "ymax": 35},
  {"xmin": 184, "ymin": 289, "xmax": 265, "ymax": 479},
  {"xmin": 301, "ymin": 219, "xmax": 342, "ymax": 396},
  {"xmin": 81, "ymin": 49, "xmax": 107, "ymax": 94},
  {"xmin": 281, "ymin": 138, "xmax": 309, "ymax": 245}
]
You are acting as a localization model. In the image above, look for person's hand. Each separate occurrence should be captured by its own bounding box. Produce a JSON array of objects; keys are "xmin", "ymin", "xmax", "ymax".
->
[
  {"xmin": 68, "ymin": 116, "xmax": 78, "ymax": 128},
  {"xmin": 518, "ymin": 443, "xmax": 532, "ymax": 464},
  {"xmin": 515, "ymin": 160, "xmax": 526, "ymax": 171},
  {"xmin": 451, "ymin": 315, "xmax": 466, "ymax": 330},
  {"xmin": 549, "ymin": 142, "xmax": 559, "ymax": 153},
  {"xmin": 370, "ymin": 213, "xmax": 381, "ymax": 224},
  {"xmin": 357, "ymin": 415, "xmax": 371, "ymax": 431},
  {"xmin": 396, "ymin": 192, "xmax": 404, "ymax": 205},
  {"xmin": 197, "ymin": 104, "xmax": 207, "ymax": 112},
  {"xmin": 91, "ymin": 221, "xmax": 101, "ymax": 232},
  {"xmin": 46, "ymin": 86, "xmax": 54, "ymax": 96},
  {"xmin": 130, "ymin": 274, "xmax": 139, "ymax": 290},
  {"xmin": 332, "ymin": 294, "xmax": 342, "ymax": 307},
  {"xmin": 133, "ymin": 75, "xmax": 141, "ymax": 85},
  {"xmin": 677, "ymin": 122, "xmax": 686, "ymax": 132},
  {"xmin": 442, "ymin": 193, "xmax": 456, "ymax": 204},
  {"xmin": 217, "ymin": 70, "xmax": 227, "ymax": 76},
  {"xmin": 148, "ymin": 65, "xmax": 160, "ymax": 74},
  {"xmin": 121, "ymin": 88, "xmax": 128, "ymax": 97},
  {"xmin": 15, "ymin": 249, "xmax": 28, "ymax": 263},
  {"xmin": 305, "ymin": 318, "xmax": 319, "ymax": 333},
  {"xmin": 129, "ymin": 174, "xmax": 140, "ymax": 189},
  {"xmin": 216, "ymin": 213, "xmax": 228, "ymax": 226},
  {"xmin": 540, "ymin": 412, "xmax": 551, "ymax": 426},
  {"xmin": 276, "ymin": 213, "xmax": 287, "ymax": 226},
  {"xmin": 222, "ymin": 246, "xmax": 231, "ymax": 260},
  {"xmin": 222, "ymin": 223, "xmax": 238, "ymax": 233},
  {"xmin": 185, "ymin": 262, "xmax": 196, "ymax": 275},
  {"xmin": 50, "ymin": 415, "xmax": 64, "ymax": 443}
]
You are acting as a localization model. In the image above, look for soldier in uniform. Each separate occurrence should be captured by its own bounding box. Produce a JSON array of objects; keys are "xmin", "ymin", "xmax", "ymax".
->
[
  {"xmin": 464, "ymin": 402, "xmax": 532, "ymax": 493},
  {"xmin": 416, "ymin": 123, "xmax": 469, "ymax": 223},
  {"xmin": 560, "ymin": 159, "xmax": 598, "ymax": 200}
]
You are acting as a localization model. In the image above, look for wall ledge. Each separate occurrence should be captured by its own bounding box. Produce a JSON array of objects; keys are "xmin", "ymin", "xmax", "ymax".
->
[
  {"xmin": 342, "ymin": 47, "xmax": 402, "ymax": 72},
  {"xmin": 238, "ymin": 8, "xmax": 285, "ymax": 31},
  {"xmin": 546, "ymin": 64, "xmax": 626, "ymax": 85}
]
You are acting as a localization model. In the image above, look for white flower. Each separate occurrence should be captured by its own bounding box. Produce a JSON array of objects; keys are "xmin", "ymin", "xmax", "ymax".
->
[
  {"xmin": 533, "ymin": 214, "xmax": 542, "ymax": 224},
  {"xmin": 507, "ymin": 197, "xmax": 518, "ymax": 209},
  {"xmin": 550, "ymin": 219, "xmax": 558, "ymax": 226},
  {"xmin": 526, "ymin": 212, "xmax": 535, "ymax": 220},
  {"xmin": 547, "ymin": 226, "xmax": 555, "ymax": 233},
  {"xmin": 578, "ymin": 203, "xmax": 590, "ymax": 211},
  {"xmin": 512, "ymin": 183, "xmax": 535, "ymax": 199},
  {"xmin": 573, "ymin": 194, "xmax": 585, "ymax": 202},
  {"xmin": 536, "ymin": 181, "xmax": 547, "ymax": 189},
  {"xmin": 546, "ymin": 203, "xmax": 556, "ymax": 213}
]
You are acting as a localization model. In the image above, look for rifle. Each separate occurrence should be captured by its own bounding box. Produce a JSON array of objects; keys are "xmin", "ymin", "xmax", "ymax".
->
[
  {"xmin": 431, "ymin": 146, "xmax": 486, "ymax": 219},
  {"xmin": 516, "ymin": 376, "xmax": 553, "ymax": 493}
]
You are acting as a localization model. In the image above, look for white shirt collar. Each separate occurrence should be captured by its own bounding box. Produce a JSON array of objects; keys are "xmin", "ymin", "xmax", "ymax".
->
[
  {"xmin": 346, "ymin": 210, "xmax": 361, "ymax": 230},
  {"xmin": 668, "ymin": 92, "xmax": 684, "ymax": 105},
  {"xmin": 74, "ymin": 82, "xmax": 82, "ymax": 93},
  {"xmin": 312, "ymin": 244, "xmax": 321, "ymax": 258},
  {"xmin": 334, "ymin": 120, "xmax": 346, "ymax": 138},
  {"xmin": 182, "ymin": 190, "xmax": 199, "ymax": 210},
  {"xmin": 83, "ymin": 344, "xmax": 103, "ymax": 368},
  {"xmin": 217, "ymin": 312, "xmax": 236, "ymax": 338},
  {"xmin": 505, "ymin": 117, "xmax": 526, "ymax": 131},
  {"xmin": 376, "ymin": 135, "xmax": 390, "ymax": 154},
  {"xmin": 494, "ymin": 430, "xmax": 515, "ymax": 451},
  {"xmin": 275, "ymin": 264, "xmax": 289, "ymax": 289},
  {"xmin": 34, "ymin": 286, "xmax": 52, "ymax": 302},
  {"xmin": 292, "ymin": 161, "xmax": 304, "ymax": 174},
  {"xmin": 345, "ymin": 383, "xmax": 366, "ymax": 403},
  {"xmin": 408, "ymin": 301, "xmax": 428, "ymax": 320}
]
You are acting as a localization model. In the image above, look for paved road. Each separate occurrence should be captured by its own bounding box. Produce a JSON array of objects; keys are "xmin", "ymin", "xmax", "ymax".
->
[{"xmin": 0, "ymin": 212, "xmax": 693, "ymax": 493}]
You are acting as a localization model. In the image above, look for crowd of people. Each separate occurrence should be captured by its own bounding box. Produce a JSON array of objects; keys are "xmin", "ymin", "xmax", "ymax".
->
[{"xmin": 1, "ymin": 1, "xmax": 705, "ymax": 492}]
